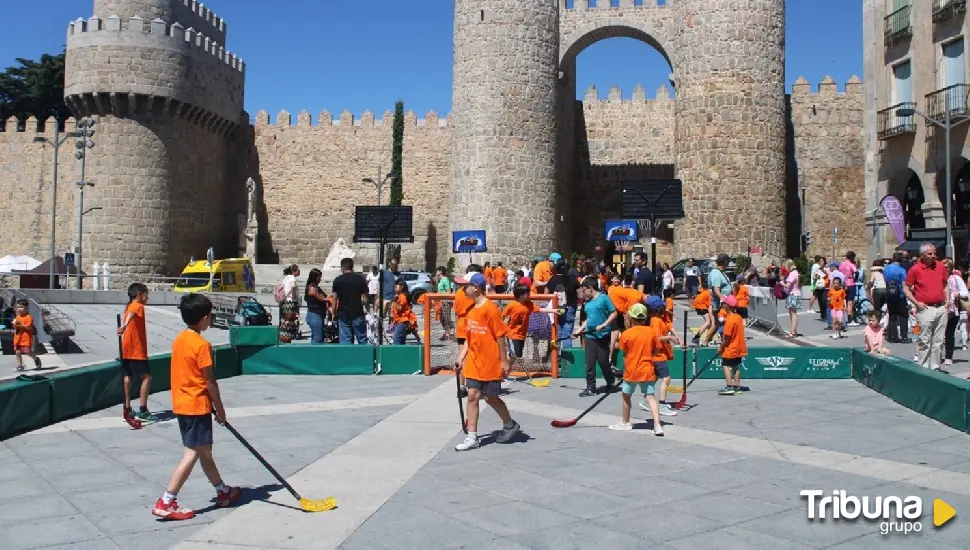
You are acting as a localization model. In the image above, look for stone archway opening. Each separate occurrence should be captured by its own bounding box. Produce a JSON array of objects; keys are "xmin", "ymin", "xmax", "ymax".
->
[
  {"xmin": 888, "ymin": 169, "xmax": 926, "ymax": 241},
  {"xmin": 558, "ymin": 17, "xmax": 677, "ymax": 265}
]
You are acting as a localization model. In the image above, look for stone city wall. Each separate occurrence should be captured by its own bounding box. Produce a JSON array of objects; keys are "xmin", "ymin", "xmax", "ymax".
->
[{"xmin": 791, "ymin": 75, "xmax": 866, "ymax": 263}]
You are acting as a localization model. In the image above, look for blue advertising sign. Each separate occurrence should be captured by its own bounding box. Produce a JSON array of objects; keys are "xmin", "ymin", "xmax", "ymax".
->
[
  {"xmin": 453, "ymin": 230, "xmax": 487, "ymax": 253},
  {"xmin": 605, "ymin": 220, "xmax": 638, "ymax": 241}
]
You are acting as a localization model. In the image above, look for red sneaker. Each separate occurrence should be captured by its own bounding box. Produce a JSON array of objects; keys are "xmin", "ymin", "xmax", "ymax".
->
[
  {"xmin": 216, "ymin": 486, "xmax": 242, "ymax": 508},
  {"xmin": 152, "ymin": 498, "xmax": 195, "ymax": 520}
]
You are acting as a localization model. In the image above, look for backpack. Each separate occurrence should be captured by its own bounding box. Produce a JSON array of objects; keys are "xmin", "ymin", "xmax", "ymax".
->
[
  {"xmin": 274, "ymin": 282, "xmax": 286, "ymax": 304},
  {"xmin": 773, "ymin": 282, "xmax": 788, "ymax": 300},
  {"xmin": 886, "ymin": 278, "xmax": 902, "ymax": 298}
]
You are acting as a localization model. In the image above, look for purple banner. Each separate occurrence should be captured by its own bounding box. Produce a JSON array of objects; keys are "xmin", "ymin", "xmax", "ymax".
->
[{"xmin": 880, "ymin": 195, "xmax": 907, "ymax": 244}]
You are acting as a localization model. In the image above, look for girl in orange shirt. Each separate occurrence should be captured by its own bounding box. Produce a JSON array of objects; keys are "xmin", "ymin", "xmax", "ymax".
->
[
  {"xmin": 827, "ymin": 278, "xmax": 847, "ymax": 339},
  {"xmin": 691, "ymin": 284, "xmax": 713, "ymax": 346},
  {"xmin": 733, "ymin": 279, "xmax": 750, "ymax": 320},
  {"xmin": 391, "ymin": 281, "xmax": 421, "ymax": 345},
  {"xmin": 12, "ymin": 299, "xmax": 40, "ymax": 372}
]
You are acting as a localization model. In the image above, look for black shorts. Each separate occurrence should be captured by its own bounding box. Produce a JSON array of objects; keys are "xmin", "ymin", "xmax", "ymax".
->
[
  {"xmin": 737, "ymin": 307, "xmax": 748, "ymax": 319},
  {"xmin": 695, "ymin": 308, "xmax": 708, "ymax": 317},
  {"xmin": 177, "ymin": 414, "xmax": 214, "ymax": 448},
  {"xmin": 456, "ymin": 338, "xmax": 466, "ymax": 345},
  {"xmin": 615, "ymin": 314, "xmax": 626, "ymax": 331},
  {"xmin": 510, "ymin": 339, "xmax": 525, "ymax": 357},
  {"xmin": 495, "ymin": 285, "xmax": 507, "ymax": 294},
  {"xmin": 722, "ymin": 357, "xmax": 743, "ymax": 369},
  {"xmin": 465, "ymin": 378, "xmax": 502, "ymax": 396},
  {"xmin": 655, "ymin": 361, "xmax": 670, "ymax": 379},
  {"xmin": 121, "ymin": 359, "xmax": 149, "ymax": 378}
]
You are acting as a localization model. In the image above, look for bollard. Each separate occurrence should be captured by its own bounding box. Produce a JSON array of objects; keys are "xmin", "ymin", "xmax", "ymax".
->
[
  {"xmin": 102, "ymin": 262, "xmax": 110, "ymax": 290},
  {"xmin": 92, "ymin": 262, "xmax": 101, "ymax": 290}
]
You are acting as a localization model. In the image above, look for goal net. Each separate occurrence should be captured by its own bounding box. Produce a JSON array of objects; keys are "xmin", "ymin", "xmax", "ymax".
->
[{"xmin": 420, "ymin": 293, "xmax": 559, "ymax": 378}]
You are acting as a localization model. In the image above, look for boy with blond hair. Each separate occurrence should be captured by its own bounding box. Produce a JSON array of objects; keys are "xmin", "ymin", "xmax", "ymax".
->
[
  {"xmin": 609, "ymin": 303, "xmax": 664, "ymax": 436},
  {"xmin": 152, "ymin": 294, "xmax": 240, "ymax": 520},
  {"xmin": 454, "ymin": 273, "xmax": 521, "ymax": 451}
]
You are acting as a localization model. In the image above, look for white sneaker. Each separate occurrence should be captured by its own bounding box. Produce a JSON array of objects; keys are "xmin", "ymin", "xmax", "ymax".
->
[
  {"xmin": 454, "ymin": 435, "xmax": 480, "ymax": 451},
  {"xmin": 848, "ymin": 321, "xmax": 860, "ymax": 327},
  {"xmin": 654, "ymin": 426, "xmax": 665, "ymax": 437},
  {"xmin": 914, "ymin": 355, "xmax": 919, "ymax": 362},
  {"xmin": 659, "ymin": 403, "xmax": 678, "ymax": 417},
  {"xmin": 609, "ymin": 422, "xmax": 633, "ymax": 431},
  {"xmin": 806, "ymin": 308, "xmax": 815, "ymax": 314},
  {"xmin": 638, "ymin": 400, "xmax": 650, "ymax": 412},
  {"xmin": 831, "ymin": 334, "xmax": 839, "ymax": 340}
]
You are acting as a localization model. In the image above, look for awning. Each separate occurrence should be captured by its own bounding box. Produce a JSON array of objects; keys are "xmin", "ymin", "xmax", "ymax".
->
[
  {"xmin": 0, "ymin": 255, "xmax": 41, "ymax": 273},
  {"xmin": 895, "ymin": 240, "xmax": 946, "ymax": 253}
]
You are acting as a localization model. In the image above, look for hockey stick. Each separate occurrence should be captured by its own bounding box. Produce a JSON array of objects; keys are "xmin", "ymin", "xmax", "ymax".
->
[
  {"xmin": 673, "ymin": 351, "xmax": 722, "ymax": 410},
  {"xmin": 666, "ymin": 316, "xmax": 690, "ymax": 394},
  {"xmin": 221, "ymin": 419, "xmax": 336, "ymax": 512},
  {"xmin": 550, "ymin": 384, "xmax": 620, "ymax": 428},
  {"xmin": 505, "ymin": 340, "xmax": 550, "ymax": 387},
  {"xmin": 117, "ymin": 314, "xmax": 142, "ymax": 430},
  {"xmin": 456, "ymin": 368, "xmax": 468, "ymax": 434}
]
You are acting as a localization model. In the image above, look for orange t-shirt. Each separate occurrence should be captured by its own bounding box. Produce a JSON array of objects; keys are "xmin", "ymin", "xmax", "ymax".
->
[
  {"xmin": 170, "ymin": 329, "xmax": 214, "ymax": 416},
  {"xmin": 692, "ymin": 290, "xmax": 711, "ymax": 311},
  {"xmin": 649, "ymin": 316, "xmax": 674, "ymax": 361},
  {"xmin": 828, "ymin": 288, "xmax": 846, "ymax": 311},
  {"xmin": 618, "ymin": 324, "xmax": 660, "ymax": 383},
  {"xmin": 463, "ymin": 300, "xmax": 508, "ymax": 382},
  {"xmin": 13, "ymin": 313, "xmax": 33, "ymax": 348},
  {"xmin": 735, "ymin": 285, "xmax": 750, "ymax": 309},
  {"xmin": 664, "ymin": 297, "xmax": 674, "ymax": 323},
  {"xmin": 121, "ymin": 301, "xmax": 148, "ymax": 360},
  {"xmin": 454, "ymin": 287, "xmax": 475, "ymax": 339},
  {"xmin": 598, "ymin": 274, "xmax": 608, "ymax": 292},
  {"xmin": 484, "ymin": 267, "xmax": 493, "ymax": 285},
  {"xmin": 532, "ymin": 260, "xmax": 553, "ymax": 293},
  {"xmin": 502, "ymin": 300, "xmax": 539, "ymax": 341},
  {"xmin": 492, "ymin": 267, "xmax": 507, "ymax": 287},
  {"xmin": 392, "ymin": 292, "xmax": 411, "ymax": 324},
  {"xmin": 721, "ymin": 312, "xmax": 748, "ymax": 360},
  {"xmin": 607, "ymin": 286, "xmax": 644, "ymax": 314}
]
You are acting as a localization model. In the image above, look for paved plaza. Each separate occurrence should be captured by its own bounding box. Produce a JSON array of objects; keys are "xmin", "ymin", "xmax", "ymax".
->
[{"xmin": 3, "ymin": 371, "xmax": 970, "ymax": 549}]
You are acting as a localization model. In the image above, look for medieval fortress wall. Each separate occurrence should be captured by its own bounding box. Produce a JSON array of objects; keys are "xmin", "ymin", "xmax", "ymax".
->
[{"xmin": 0, "ymin": 0, "xmax": 868, "ymax": 281}]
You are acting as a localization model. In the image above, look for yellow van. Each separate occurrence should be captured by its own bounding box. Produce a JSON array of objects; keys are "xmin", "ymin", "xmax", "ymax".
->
[{"xmin": 173, "ymin": 258, "xmax": 256, "ymax": 293}]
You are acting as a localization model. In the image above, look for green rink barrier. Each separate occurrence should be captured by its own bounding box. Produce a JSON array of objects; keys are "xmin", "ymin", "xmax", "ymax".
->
[
  {"xmin": 240, "ymin": 344, "xmax": 423, "ymax": 375},
  {"xmin": 0, "ymin": 377, "xmax": 52, "ymax": 439},
  {"xmin": 49, "ymin": 362, "xmax": 125, "ymax": 422},
  {"xmin": 558, "ymin": 349, "xmax": 688, "ymax": 379},
  {"xmin": 691, "ymin": 347, "xmax": 852, "ymax": 380},
  {"xmin": 230, "ymin": 326, "xmax": 279, "ymax": 347},
  {"xmin": 853, "ymin": 350, "xmax": 970, "ymax": 433}
]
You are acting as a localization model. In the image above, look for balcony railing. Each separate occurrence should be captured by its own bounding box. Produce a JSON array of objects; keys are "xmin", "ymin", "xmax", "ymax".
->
[
  {"xmin": 933, "ymin": 0, "xmax": 967, "ymax": 23},
  {"xmin": 926, "ymin": 84, "xmax": 970, "ymax": 121},
  {"xmin": 877, "ymin": 102, "xmax": 917, "ymax": 139},
  {"xmin": 885, "ymin": 5, "xmax": 913, "ymax": 46}
]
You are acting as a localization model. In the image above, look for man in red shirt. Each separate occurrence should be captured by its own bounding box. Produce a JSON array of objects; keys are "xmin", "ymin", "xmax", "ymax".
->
[{"xmin": 904, "ymin": 243, "xmax": 948, "ymax": 371}]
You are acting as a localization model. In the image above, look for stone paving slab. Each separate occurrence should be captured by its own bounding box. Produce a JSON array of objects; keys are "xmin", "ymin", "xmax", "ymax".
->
[{"xmin": 4, "ymin": 371, "xmax": 970, "ymax": 548}]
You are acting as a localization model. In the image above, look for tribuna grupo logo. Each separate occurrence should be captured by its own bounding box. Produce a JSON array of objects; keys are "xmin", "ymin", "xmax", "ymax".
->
[{"xmin": 801, "ymin": 490, "xmax": 923, "ymax": 535}]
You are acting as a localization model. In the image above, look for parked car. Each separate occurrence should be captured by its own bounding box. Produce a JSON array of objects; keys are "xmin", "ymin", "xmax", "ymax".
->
[{"xmin": 398, "ymin": 271, "xmax": 433, "ymax": 302}]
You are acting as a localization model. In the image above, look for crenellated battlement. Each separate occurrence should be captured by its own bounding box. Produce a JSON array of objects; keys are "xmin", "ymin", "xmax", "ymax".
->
[
  {"xmin": 253, "ymin": 109, "xmax": 452, "ymax": 129},
  {"xmin": 791, "ymin": 75, "xmax": 863, "ymax": 98},
  {"xmin": 172, "ymin": 0, "xmax": 227, "ymax": 42},
  {"xmin": 581, "ymin": 83, "xmax": 674, "ymax": 103},
  {"xmin": 67, "ymin": 16, "xmax": 243, "ymax": 74},
  {"xmin": 0, "ymin": 116, "xmax": 80, "ymax": 134},
  {"xmin": 563, "ymin": 0, "xmax": 672, "ymax": 11}
]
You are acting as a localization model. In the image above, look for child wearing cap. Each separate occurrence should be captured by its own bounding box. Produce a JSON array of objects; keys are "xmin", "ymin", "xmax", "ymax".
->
[
  {"xmin": 609, "ymin": 303, "xmax": 664, "ymax": 436},
  {"xmin": 644, "ymin": 295, "xmax": 685, "ymax": 417},
  {"xmin": 454, "ymin": 272, "xmax": 521, "ymax": 451},
  {"xmin": 717, "ymin": 295, "xmax": 748, "ymax": 395},
  {"xmin": 453, "ymin": 265, "xmax": 484, "ymax": 396}
]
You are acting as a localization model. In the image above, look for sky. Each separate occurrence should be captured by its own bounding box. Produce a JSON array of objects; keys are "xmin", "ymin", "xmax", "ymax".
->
[{"xmin": 2, "ymin": 0, "xmax": 862, "ymax": 119}]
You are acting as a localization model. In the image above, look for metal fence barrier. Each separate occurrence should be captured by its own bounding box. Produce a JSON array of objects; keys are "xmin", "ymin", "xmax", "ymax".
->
[{"xmin": 746, "ymin": 285, "xmax": 784, "ymax": 336}]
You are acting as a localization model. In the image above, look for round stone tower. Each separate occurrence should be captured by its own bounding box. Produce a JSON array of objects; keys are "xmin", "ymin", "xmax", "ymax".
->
[
  {"xmin": 63, "ymin": 0, "xmax": 244, "ymax": 279},
  {"xmin": 673, "ymin": 0, "xmax": 787, "ymax": 259},
  {"xmin": 451, "ymin": 0, "xmax": 561, "ymax": 266}
]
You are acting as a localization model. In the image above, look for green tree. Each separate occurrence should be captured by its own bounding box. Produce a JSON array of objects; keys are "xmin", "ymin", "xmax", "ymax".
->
[
  {"xmin": 389, "ymin": 100, "xmax": 404, "ymax": 206},
  {"xmin": 0, "ymin": 50, "xmax": 71, "ymax": 123}
]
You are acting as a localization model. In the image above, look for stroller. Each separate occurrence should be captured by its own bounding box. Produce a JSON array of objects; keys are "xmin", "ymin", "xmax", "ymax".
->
[{"xmin": 852, "ymin": 292, "xmax": 874, "ymax": 325}]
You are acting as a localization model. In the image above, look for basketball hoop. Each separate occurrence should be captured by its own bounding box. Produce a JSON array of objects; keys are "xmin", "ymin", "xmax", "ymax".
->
[{"xmin": 614, "ymin": 240, "xmax": 635, "ymax": 253}]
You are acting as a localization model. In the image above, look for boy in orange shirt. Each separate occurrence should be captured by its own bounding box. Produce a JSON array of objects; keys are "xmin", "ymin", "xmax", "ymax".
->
[
  {"xmin": 454, "ymin": 273, "xmax": 520, "ymax": 451},
  {"xmin": 733, "ymin": 277, "xmax": 750, "ymax": 320},
  {"xmin": 609, "ymin": 303, "xmax": 664, "ymax": 436},
  {"xmin": 828, "ymin": 277, "xmax": 847, "ymax": 339},
  {"xmin": 717, "ymin": 296, "xmax": 748, "ymax": 395},
  {"xmin": 152, "ymin": 293, "xmax": 240, "ymax": 520},
  {"xmin": 644, "ymin": 296, "xmax": 685, "ymax": 417},
  {"xmin": 493, "ymin": 262, "xmax": 508, "ymax": 294},
  {"xmin": 12, "ymin": 299, "xmax": 41, "ymax": 372},
  {"xmin": 502, "ymin": 285, "xmax": 557, "ymax": 359},
  {"xmin": 453, "ymin": 265, "xmax": 483, "ymax": 396},
  {"xmin": 118, "ymin": 283, "xmax": 155, "ymax": 423},
  {"xmin": 391, "ymin": 280, "xmax": 421, "ymax": 345},
  {"xmin": 690, "ymin": 284, "xmax": 713, "ymax": 346}
]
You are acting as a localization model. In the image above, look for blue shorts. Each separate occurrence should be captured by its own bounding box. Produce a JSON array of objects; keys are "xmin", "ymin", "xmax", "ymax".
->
[
  {"xmin": 621, "ymin": 381, "xmax": 656, "ymax": 395},
  {"xmin": 655, "ymin": 362, "xmax": 670, "ymax": 379},
  {"xmin": 177, "ymin": 414, "xmax": 214, "ymax": 448}
]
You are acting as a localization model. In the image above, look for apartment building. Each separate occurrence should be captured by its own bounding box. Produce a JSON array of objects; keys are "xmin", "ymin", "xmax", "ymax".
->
[{"xmin": 863, "ymin": 0, "xmax": 969, "ymax": 259}]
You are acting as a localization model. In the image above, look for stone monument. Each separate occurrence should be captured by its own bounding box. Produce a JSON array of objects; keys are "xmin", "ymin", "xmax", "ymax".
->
[
  {"xmin": 323, "ymin": 238, "xmax": 356, "ymax": 270},
  {"xmin": 244, "ymin": 177, "xmax": 259, "ymax": 262}
]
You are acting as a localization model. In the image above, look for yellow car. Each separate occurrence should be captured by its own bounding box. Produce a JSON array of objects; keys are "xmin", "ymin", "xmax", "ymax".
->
[{"xmin": 173, "ymin": 258, "xmax": 256, "ymax": 293}]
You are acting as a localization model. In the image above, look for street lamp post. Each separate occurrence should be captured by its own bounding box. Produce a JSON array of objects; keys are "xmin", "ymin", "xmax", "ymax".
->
[
  {"xmin": 361, "ymin": 168, "xmax": 393, "ymax": 345},
  {"xmin": 73, "ymin": 118, "xmax": 96, "ymax": 289},
  {"xmin": 898, "ymin": 99, "xmax": 970, "ymax": 258},
  {"xmin": 34, "ymin": 122, "xmax": 80, "ymax": 289},
  {"xmin": 800, "ymin": 182, "xmax": 808, "ymax": 252}
]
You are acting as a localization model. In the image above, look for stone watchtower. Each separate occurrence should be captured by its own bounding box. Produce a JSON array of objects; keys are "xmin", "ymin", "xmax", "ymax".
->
[
  {"xmin": 64, "ymin": 0, "xmax": 246, "ymax": 279},
  {"xmin": 453, "ymin": 0, "xmax": 788, "ymax": 262}
]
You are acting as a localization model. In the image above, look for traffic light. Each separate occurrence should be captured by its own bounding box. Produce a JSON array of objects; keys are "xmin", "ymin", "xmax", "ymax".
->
[{"xmin": 801, "ymin": 230, "xmax": 813, "ymax": 252}]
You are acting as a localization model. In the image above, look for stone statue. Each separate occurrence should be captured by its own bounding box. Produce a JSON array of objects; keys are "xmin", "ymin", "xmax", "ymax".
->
[
  {"xmin": 323, "ymin": 238, "xmax": 356, "ymax": 270},
  {"xmin": 245, "ymin": 224, "xmax": 258, "ymax": 262},
  {"xmin": 246, "ymin": 177, "xmax": 259, "ymax": 223}
]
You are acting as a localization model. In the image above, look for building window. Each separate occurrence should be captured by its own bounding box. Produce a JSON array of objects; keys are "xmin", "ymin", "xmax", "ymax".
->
[
  {"xmin": 943, "ymin": 38, "xmax": 966, "ymax": 88},
  {"xmin": 892, "ymin": 60, "xmax": 913, "ymax": 104}
]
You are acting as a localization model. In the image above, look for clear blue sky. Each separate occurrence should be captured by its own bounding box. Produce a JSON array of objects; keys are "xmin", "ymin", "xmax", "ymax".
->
[{"xmin": 4, "ymin": 0, "xmax": 861, "ymax": 118}]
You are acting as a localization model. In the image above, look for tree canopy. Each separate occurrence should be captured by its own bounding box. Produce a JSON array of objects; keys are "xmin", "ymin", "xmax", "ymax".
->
[
  {"xmin": 0, "ymin": 50, "xmax": 71, "ymax": 122},
  {"xmin": 389, "ymin": 100, "xmax": 405, "ymax": 207}
]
